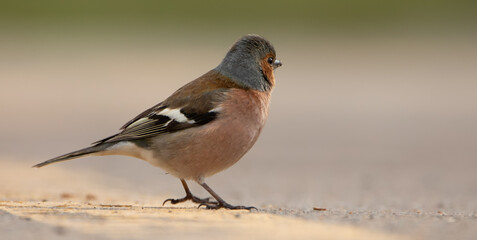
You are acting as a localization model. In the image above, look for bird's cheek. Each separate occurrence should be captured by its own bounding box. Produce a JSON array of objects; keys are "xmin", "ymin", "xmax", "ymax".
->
[
  {"xmin": 267, "ymin": 71, "xmax": 275, "ymax": 85},
  {"xmin": 260, "ymin": 61, "xmax": 275, "ymax": 86}
]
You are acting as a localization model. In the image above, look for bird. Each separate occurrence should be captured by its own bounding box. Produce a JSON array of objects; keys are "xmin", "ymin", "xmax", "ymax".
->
[{"xmin": 33, "ymin": 34, "xmax": 282, "ymax": 210}]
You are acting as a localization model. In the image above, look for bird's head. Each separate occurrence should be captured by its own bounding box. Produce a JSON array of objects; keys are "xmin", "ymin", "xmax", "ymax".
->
[{"xmin": 216, "ymin": 34, "xmax": 282, "ymax": 92}]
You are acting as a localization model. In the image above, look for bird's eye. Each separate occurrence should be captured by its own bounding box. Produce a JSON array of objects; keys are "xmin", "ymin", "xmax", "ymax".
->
[{"xmin": 267, "ymin": 57, "xmax": 273, "ymax": 64}]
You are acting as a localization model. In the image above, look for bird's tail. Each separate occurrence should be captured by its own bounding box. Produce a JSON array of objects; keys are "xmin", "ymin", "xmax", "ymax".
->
[{"xmin": 33, "ymin": 142, "xmax": 116, "ymax": 168}]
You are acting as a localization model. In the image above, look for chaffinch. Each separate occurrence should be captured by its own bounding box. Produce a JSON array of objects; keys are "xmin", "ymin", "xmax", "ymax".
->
[{"xmin": 34, "ymin": 34, "xmax": 282, "ymax": 210}]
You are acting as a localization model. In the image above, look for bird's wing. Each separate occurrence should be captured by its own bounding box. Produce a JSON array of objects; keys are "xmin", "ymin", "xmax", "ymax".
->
[
  {"xmin": 93, "ymin": 70, "xmax": 239, "ymax": 145},
  {"xmin": 93, "ymin": 91, "xmax": 225, "ymax": 145}
]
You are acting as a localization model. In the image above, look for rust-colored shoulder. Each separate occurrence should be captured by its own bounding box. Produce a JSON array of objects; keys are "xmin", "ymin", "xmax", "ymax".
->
[{"xmin": 163, "ymin": 69, "xmax": 242, "ymax": 109}]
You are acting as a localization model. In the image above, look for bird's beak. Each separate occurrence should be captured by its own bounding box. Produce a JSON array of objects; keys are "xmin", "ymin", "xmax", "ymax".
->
[{"xmin": 273, "ymin": 59, "xmax": 282, "ymax": 69}]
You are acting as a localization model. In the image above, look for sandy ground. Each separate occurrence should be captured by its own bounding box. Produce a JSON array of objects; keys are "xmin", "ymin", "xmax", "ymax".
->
[
  {"xmin": 0, "ymin": 160, "xmax": 409, "ymax": 240},
  {"xmin": 1, "ymin": 34, "xmax": 477, "ymax": 239}
]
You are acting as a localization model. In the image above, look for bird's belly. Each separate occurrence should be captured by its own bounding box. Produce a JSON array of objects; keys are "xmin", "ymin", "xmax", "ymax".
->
[
  {"xmin": 148, "ymin": 118, "xmax": 263, "ymax": 180},
  {"xmin": 150, "ymin": 90, "xmax": 269, "ymax": 180}
]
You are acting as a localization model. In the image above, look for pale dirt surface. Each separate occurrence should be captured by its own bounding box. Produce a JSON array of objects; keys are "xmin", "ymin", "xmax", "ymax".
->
[
  {"xmin": 0, "ymin": 160, "xmax": 408, "ymax": 240},
  {"xmin": 1, "ymin": 34, "xmax": 477, "ymax": 239}
]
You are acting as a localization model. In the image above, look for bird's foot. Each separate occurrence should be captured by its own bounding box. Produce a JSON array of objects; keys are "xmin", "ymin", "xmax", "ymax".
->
[
  {"xmin": 198, "ymin": 202, "xmax": 257, "ymax": 211},
  {"xmin": 163, "ymin": 194, "xmax": 215, "ymax": 206}
]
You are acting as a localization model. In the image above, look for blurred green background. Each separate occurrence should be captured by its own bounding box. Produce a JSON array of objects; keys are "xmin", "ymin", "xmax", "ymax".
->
[
  {"xmin": 1, "ymin": 0, "xmax": 476, "ymax": 35},
  {"xmin": 1, "ymin": 0, "xmax": 477, "ymax": 216}
]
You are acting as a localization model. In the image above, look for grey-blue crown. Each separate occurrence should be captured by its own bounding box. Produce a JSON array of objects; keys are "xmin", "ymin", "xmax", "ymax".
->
[{"xmin": 216, "ymin": 35, "xmax": 276, "ymax": 91}]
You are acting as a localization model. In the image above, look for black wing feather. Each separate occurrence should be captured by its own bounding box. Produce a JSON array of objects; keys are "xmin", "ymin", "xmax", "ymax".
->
[{"xmin": 93, "ymin": 93, "xmax": 225, "ymax": 145}]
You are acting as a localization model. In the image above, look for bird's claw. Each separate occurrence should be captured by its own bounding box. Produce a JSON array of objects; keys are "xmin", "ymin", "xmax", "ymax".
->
[
  {"xmin": 197, "ymin": 202, "xmax": 257, "ymax": 211},
  {"xmin": 163, "ymin": 195, "xmax": 215, "ymax": 206}
]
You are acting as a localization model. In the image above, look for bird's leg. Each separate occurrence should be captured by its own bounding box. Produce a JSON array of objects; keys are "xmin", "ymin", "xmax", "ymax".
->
[
  {"xmin": 163, "ymin": 179, "xmax": 215, "ymax": 205},
  {"xmin": 197, "ymin": 181, "xmax": 257, "ymax": 211}
]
